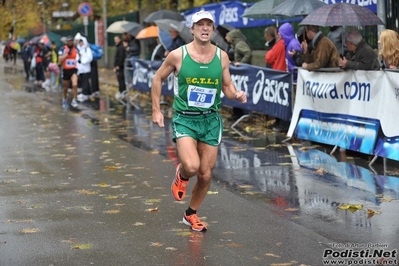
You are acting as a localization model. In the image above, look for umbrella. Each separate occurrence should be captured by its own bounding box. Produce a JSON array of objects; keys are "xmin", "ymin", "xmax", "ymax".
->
[
  {"xmin": 144, "ymin": 10, "xmax": 185, "ymax": 23},
  {"xmin": 158, "ymin": 29, "xmax": 173, "ymax": 50},
  {"xmin": 241, "ymin": 0, "xmax": 287, "ymax": 19},
  {"xmin": 40, "ymin": 35, "xmax": 50, "ymax": 45},
  {"xmin": 136, "ymin": 25, "xmax": 159, "ymax": 39},
  {"xmin": 16, "ymin": 37, "xmax": 26, "ymax": 43},
  {"xmin": 106, "ymin": 21, "xmax": 130, "ymax": 34},
  {"xmin": 9, "ymin": 41, "xmax": 20, "ymax": 50},
  {"xmin": 216, "ymin": 24, "xmax": 236, "ymax": 40},
  {"xmin": 154, "ymin": 19, "xmax": 193, "ymax": 43},
  {"xmin": 299, "ymin": 2, "xmax": 385, "ymax": 27},
  {"xmin": 270, "ymin": 0, "xmax": 327, "ymax": 18},
  {"xmin": 121, "ymin": 21, "xmax": 144, "ymax": 37},
  {"xmin": 211, "ymin": 31, "xmax": 229, "ymax": 51},
  {"xmin": 29, "ymin": 35, "xmax": 42, "ymax": 44}
]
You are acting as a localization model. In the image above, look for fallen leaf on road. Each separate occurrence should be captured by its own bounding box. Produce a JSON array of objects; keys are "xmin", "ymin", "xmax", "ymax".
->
[
  {"xmin": 367, "ymin": 209, "xmax": 382, "ymax": 218},
  {"xmin": 133, "ymin": 222, "xmax": 145, "ymax": 226},
  {"xmin": 71, "ymin": 244, "xmax": 92, "ymax": 249},
  {"xmin": 146, "ymin": 207, "xmax": 159, "ymax": 212},
  {"xmin": 207, "ymin": 191, "xmax": 219, "ymax": 195},
  {"xmin": 20, "ymin": 228, "xmax": 40, "ymax": 233},
  {"xmin": 237, "ymin": 185, "xmax": 253, "ymax": 189},
  {"xmin": 264, "ymin": 253, "xmax": 281, "ymax": 258},
  {"xmin": 77, "ymin": 189, "xmax": 98, "ymax": 195},
  {"xmin": 62, "ymin": 238, "xmax": 77, "ymax": 244},
  {"xmin": 150, "ymin": 242, "xmax": 163, "ymax": 247},
  {"xmin": 30, "ymin": 171, "xmax": 40, "ymax": 175},
  {"xmin": 103, "ymin": 210, "xmax": 120, "ymax": 214},
  {"xmin": 105, "ymin": 165, "xmax": 117, "ymax": 170},
  {"xmin": 165, "ymin": 247, "xmax": 177, "ymax": 251},
  {"xmin": 337, "ymin": 204, "xmax": 363, "ymax": 210},
  {"xmin": 379, "ymin": 197, "xmax": 395, "ymax": 202},
  {"xmin": 284, "ymin": 208, "xmax": 299, "ymax": 212},
  {"xmin": 315, "ymin": 167, "xmax": 325, "ymax": 175},
  {"xmin": 105, "ymin": 195, "xmax": 118, "ymax": 199},
  {"xmin": 271, "ymin": 260, "xmax": 298, "ymax": 266}
]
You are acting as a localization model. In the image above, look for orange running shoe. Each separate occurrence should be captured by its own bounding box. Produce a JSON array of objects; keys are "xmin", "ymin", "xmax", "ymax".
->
[
  {"xmin": 171, "ymin": 163, "xmax": 189, "ymax": 201},
  {"xmin": 183, "ymin": 213, "xmax": 207, "ymax": 232}
]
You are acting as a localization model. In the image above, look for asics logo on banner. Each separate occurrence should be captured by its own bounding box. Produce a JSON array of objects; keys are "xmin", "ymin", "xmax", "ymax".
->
[{"xmin": 219, "ymin": 5, "xmax": 247, "ymax": 25}]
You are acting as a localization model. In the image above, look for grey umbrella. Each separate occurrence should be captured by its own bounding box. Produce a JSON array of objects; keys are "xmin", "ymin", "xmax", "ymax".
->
[
  {"xmin": 270, "ymin": 0, "xmax": 327, "ymax": 18},
  {"xmin": 241, "ymin": 0, "xmax": 287, "ymax": 19},
  {"xmin": 300, "ymin": 2, "xmax": 385, "ymax": 27},
  {"xmin": 211, "ymin": 31, "xmax": 229, "ymax": 51},
  {"xmin": 154, "ymin": 19, "xmax": 193, "ymax": 43},
  {"xmin": 144, "ymin": 10, "xmax": 185, "ymax": 23},
  {"xmin": 121, "ymin": 22, "xmax": 144, "ymax": 37}
]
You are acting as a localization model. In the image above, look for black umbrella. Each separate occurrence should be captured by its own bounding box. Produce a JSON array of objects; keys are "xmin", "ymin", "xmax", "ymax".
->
[
  {"xmin": 144, "ymin": 10, "xmax": 185, "ymax": 23},
  {"xmin": 121, "ymin": 22, "xmax": 144, "ymax": 37},
  {"xmin": 216, "ymin": 24, "xmax": 236, "ymax": 40}
]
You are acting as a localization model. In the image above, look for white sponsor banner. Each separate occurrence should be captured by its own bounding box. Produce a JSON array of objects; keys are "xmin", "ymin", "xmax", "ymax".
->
[{"xmin": 288, "ymin": 69, "xmax": 399, "ymax": 161}]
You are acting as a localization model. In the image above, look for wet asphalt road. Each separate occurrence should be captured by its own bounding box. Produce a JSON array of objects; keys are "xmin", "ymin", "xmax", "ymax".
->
[{"xmin": 0, "ymin": 63, "xmax": 398, "ymax": 266}]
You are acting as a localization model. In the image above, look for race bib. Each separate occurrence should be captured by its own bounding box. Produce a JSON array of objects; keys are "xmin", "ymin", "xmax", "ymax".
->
[{"xmin": 187, "ymin": 85, "xmax": 216, "ymax": 108}]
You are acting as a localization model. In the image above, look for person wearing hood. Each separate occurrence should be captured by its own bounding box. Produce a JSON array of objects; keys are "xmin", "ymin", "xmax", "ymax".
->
[
  {"xmin": 225, "ymin": 29, "xmax": 252, "ymax": 66},
  {"xmin": 76, "ymin": 36, "xmax": 93, "ymax": 102},
  {"xmin": 278, "ymin": 23, "xmax": 302, "ymax": 72},
  {"xmin": 225, "ymin": 29, "xmax": 252, "ymax": 120}
]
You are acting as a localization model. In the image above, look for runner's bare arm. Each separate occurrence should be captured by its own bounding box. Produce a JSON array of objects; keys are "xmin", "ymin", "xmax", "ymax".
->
[
  {"xmin": 221, "ymin": 51, "xmax": 247, "ymax": 103},
  {"xmin": 151, "ymin": 48, "xmax": 182, "ymax": 128}
]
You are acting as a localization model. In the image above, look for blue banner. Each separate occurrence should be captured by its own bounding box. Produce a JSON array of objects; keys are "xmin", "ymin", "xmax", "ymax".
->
[
  {"xmin": 131, "ymin": 59, "xmax": 293, "ymax": 121},
  {"xmin": 183, "ymin": 1, "xmax": 300, "ymax": 29},
  {"xmin": 321, "ymin": 0, "xmax": 377, "ymax": 13}
]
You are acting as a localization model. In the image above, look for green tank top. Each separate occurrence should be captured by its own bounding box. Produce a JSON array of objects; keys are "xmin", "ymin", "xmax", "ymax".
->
[{"xmin": 173, "ymin": 45, "xmax": 223, "ymax": 112}]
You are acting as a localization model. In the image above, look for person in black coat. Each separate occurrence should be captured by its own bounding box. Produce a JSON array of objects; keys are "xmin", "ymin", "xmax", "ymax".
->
[
  {"xmin": 113, "ymin": 35, "xmax": 126, "ymax": 96},
  {"xmin": 20, "ymin": 41, "xmax": 32, "ymax": 81}
]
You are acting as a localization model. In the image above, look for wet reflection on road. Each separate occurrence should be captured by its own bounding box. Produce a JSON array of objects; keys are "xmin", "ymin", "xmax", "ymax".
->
[{"xmin": 35, "ymin": 84, "xmax": 399, "ymax": 246}]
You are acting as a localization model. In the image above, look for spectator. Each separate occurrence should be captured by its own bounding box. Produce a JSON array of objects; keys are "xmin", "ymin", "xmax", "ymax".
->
[
  {"xmin": 279, "ymin": 22, "xmax": 302, "ymax": 72},
  {"xmin": 378, "ymin": 29, "xmax": 399, "ymax": 69},
  {"xmin": 301, "ymin": 25, "xmax": 340, "ymax": 71},
  {"xmin": 114, "ymin": 36, "xmax": 127, "ymax": 100},
  {"xmin": 264, "ymin": 26, "xmax": 276, "ymax": 68},
  {"xmin": 226, "ymin": 29, "xmax": 252, "ymax": 120},
  {"xmin": 265, "ymin": 26, "xmax": 288, "ymax": 133},
  {"xmin": 151, "ymin": 38, "xmax": 166, "ymax": 61},
  {"xmin": 49, "ymin": 41, "xmax": 59, "ymax": 91},
  {"xmin": 289, "ymin": 27, "xmax": 312, "ymax": 67},
  {"xmin": 338, "ymin": 30, "xmax": 380, "ymax": 70},
  {"xmin": 123, "ymin": 33, "xmax": 141, "ymax": 87},
  {"xmin": 265, "ymin": 27, "xmax": 287, "ymax": 71},
  {"xmin": 226, "ymin": 29, "xmax": 252, "ymax": 66},
  {"xmin": 76, "ymin": 36, "xmax": 93, "ymax": 102},
  {"xmin": 165, "ymin": 29, "xmax": 185, "ymax": 56},
  {"xmin": 33, "ymin": 41, "xmax": 48, "ymax": 86},
  {"xmin": 20, "ymin": 41, "xmax": 31, "ymax": 81},
  {"xmin": 327, "ymin": 26, "xmax": 347, "ymax": 56}
]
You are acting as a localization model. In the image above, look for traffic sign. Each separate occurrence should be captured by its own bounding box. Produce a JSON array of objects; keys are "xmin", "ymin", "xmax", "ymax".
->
[{"xmin": 77, "ymin": 2, "xmax": 93, "ymax": 17}]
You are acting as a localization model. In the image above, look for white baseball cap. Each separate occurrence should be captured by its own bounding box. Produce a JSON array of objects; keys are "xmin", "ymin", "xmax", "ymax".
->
[{"xmin": 190, "ymin": 10, "xmax": 215, "ymax": 28}]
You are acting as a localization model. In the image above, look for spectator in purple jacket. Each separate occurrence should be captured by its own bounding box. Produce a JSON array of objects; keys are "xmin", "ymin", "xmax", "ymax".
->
[{"xmin": 279, "ymin": 22, "xmax": 302, "ymax": 72}]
